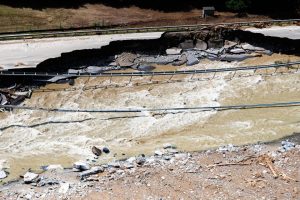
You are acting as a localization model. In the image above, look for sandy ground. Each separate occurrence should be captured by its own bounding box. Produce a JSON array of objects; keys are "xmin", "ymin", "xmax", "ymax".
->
[
  {"xmin": 0, "ymin": 136, "xmax": 299, "ymax": 200},
  {"xmin": 246, "ymin": 26, "xmax": 300, "ymax": 40}
]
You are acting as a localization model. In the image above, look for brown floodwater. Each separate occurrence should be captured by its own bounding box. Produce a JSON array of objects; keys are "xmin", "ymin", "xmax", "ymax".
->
[{"xmin": 0, "ymin": 54, "xmax": 299, "ymax": 182}]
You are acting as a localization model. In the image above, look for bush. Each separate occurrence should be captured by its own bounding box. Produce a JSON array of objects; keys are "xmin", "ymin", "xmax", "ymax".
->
[{"xmin": 226, "ymin": 0, "xmax": 251, "ymax": 13}]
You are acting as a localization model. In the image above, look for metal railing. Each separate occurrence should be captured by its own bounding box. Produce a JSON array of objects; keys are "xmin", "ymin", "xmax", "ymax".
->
[{"xmin": 0, "ymin": 19, "xmax": 299, "ymax": 41}]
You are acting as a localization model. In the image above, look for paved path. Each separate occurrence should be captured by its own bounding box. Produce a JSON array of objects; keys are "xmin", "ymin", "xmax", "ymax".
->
[
  {"xmin": 0, "ymin": 32, "xmax": 163, "ymax": 70},
  {"xmin": 246, "ymin": 26, "xmax": 300, "ymax": 40}
]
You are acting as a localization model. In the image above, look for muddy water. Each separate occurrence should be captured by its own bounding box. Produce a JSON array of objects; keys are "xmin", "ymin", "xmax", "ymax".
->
[{"xmin": 0, "ymin": 54, "xmax": 300, "ymax": 181}]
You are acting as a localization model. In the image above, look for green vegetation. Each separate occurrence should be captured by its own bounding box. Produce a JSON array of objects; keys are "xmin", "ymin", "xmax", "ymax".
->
[{"xmin": 226, "ymin": 0, "xmax": 251, "ymax": 13}]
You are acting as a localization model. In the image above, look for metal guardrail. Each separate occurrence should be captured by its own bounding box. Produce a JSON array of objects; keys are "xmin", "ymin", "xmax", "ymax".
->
[
  {"xmin": 1, "ymin": 101, "xmax": 300, "ymax": 113},
  {"xmin": 0, "ymin": 19, "xmax": 299, "ymax": 41},
  {"xmin": 1, "ymin": 61, "xmax": 299, "ymax": 77}
]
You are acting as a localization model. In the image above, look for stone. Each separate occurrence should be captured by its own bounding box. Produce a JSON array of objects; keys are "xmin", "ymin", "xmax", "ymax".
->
[
  {"xmin": 79, "ymin": 166, "xmax": 104, "ymax": 179},
  {"xmin": 127, "ymin": 157, "xmax": 136, "ymax": 164},
  {"xmin": 0, "ymin": 170, "xmax": 7, "ymax": 179},
  {"xmin": 186, "ymin": 54, "xmax": 199, "ymax": 66},
  {"xmin": 280, "ymin": 141, "xmax": 296, "ymax": 152},
  {"xmin": 58, "ymin": 182, "xmax": 70, "ymax": 194},
  {"xmin": 136, "ymin": 157, "xmax": 146, "ymax": 165},
  {"xmin": 92, "ymin": 146, "xmax": 102, "ymax": 156},
  {"xmin": 123, "ymin": 163, "xmax": 134, "ymax": 169},
  {"xmin": 241, "ymin": 44, "xmax": 265, "ymax": 51},
  {"xmin": 73, "ymin": 162, "xmax": 90, "ymax": 171},
  {"xmin": 163, "ymin": 156, "xmax": 172, "ymax": 161},
  {"xmin": 37, "ymin": 178, "xmax": 59, "ymax": 187},
  {"xmin": 208, "ymin": 39, "xmax": 224, "ymax": 49},
  {"xmin": 154, "ymin": 150, "xmax": 164, "ymax": 156},
  {"xmin": 140, "ymin": 55, "xmax": 179, "ymax": 65},
  {"xmin": 195, "ymin": 39, "xmax": 208, "ymax": 50},
  {"xmin": 230, "ymin": 48, "xmax": 246, "ymax": 54},
  {"xmin": 179, "ymin": 40, "xmax": 194, "ymax": 49},
  {"xmin": 167, "ymin": 149, "xmax": 179, "ymax": 154},
  {"xmin": 102, "ymin": 147, "xmax": 110, "ymax": 154},
  {"xmin": 137, "ymin": 65, "xmax": 155, "ymax": 71},
  {"xmin": 116, "ymin": 52, "xmax": 138, "ymax": 67},
  {"xmin": 166, "ymin": 48, "xmax": 182, "ymax": 55},
  {"xmin": 172, "ymin": 54, "xmax": 187, "ymax": 66},
  {"xmin": 24, "ymin": 172, "xmax": 39, "ymax": 184},
  {"xmin": 163, "ymin": 143, "xmax": 177, "ymax": 149},
  {"xmin": 108, "ymin": 162, "xmax": 121, "ymax": 168},
  {"xmin": 224, "ymin": 40, "xmax": 237, "ymax": 49},
  {"xmin": 220, "ymin": 54, "xmax": 259, "ymax": 62}
]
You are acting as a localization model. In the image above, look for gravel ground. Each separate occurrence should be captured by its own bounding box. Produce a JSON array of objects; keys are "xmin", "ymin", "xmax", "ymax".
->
[{"xmin": 1, "ymin": 134, "xmax": 299, "ymax": 200}]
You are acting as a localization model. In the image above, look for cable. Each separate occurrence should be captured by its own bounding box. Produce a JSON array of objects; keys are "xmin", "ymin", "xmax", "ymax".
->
[{"xmin": 1, "ymin": 101, "xmax": 300, "ymax": 113}]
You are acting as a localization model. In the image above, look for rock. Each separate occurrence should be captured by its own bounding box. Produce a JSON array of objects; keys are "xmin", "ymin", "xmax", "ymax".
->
[
  {"xmin": 37, "ymin": 178, "xmax": 59, "ymax": 187},
  {"xmin": 123, "ymin": 163, "xmax": 134, "ymax": 169},
  {"xmin": 280, "ymin": 141, "xmax": 295, "ymax": 152},
  {"xmin": 179, "ymin": 40, "xmax": 194, "ymax": 49},
  {"xmin": 24, "ymin": 172, "xmax": 39, "ymax": 184},
  {"xmin": 140, "ymin": 55, "xmax": 179, "ymax": 65},
  {"xmin": 167, "ymin": 149, "xmax": 179, "ymax": 154},
  {"xmin": 163, "ymin": 143, "xmax": 177, "ymax": 149},
  {"xmin": 172, "ymin": 54, "xmax": 187, "ymax": 66},
  {"xmin": 0, "ymin": 93, "xmax": 8, "ymax": 105},
  {"xmin": 79, "ymin": 166, "xmax": 104, "ymax": 179},
  {"xmin": 186, "ymin": 54, "xmax": 199, "ymax": 66},
  {"xmin": 166, "ymin": 48, "xmax": 182, "ymax": 55},
  {"xmin": 208, "ymin": 39, "xmax": 224, "ymax": 49},
  {"xmin": 45, "ymin": 165, "xmax": 64, "ymax": 171},
  {"xmin": 217, "ymin": 144, "xmax": 239, "ymax": 153},
  {"xmin": 73, "ymin": 162, "xmax": 90, "ymax": 171},
  {"xmin": 127, "ymin": 157, "xmax": 136, "ymax": 164},
  {"xmin": 136, "ymin": 156, "xmax": 146, "ymax": 165},
  {"xmin": 137, "ymin": 65, "xmax": 155, "ymax": 71},
  {"xmin": 195, "ymin": 39, "xmax": 208, "ymax": 50},
  {"xmin": 102, "ymin": 147, "xmax": 110, "ymax": 154},
  {"xmin": 163, "ymin": 156, "xmax": 172, "ymax": 161},
  {"xmin": 154, "ymin": 150, "xmax": 164, "ymax": 156},
  {"xmin": 241, "ymin": 44, "xmax": 265, "ymax": 51},
  {"xmin": 224, "ymin": 40, "xmax": 237, "ymax": 49},
  {"xmin": 230, "ymin": 48, "xmax": 246, "ymax": 54},
  {"xmin": 116, "ymin": 52, "xmax": 138, "ymax": 67},
  {"xmin": 220, "ymin": 54, "xmax": 259, "ymax": 62},
  {"xmin": 0, "ymin": 170, "xmax": 7, "ymax": 179},
  {"xmin": 108, "ymin": 162, "xmax": 121, "ymax": 168},
  {"xmin": 58, "ymin": 182, "xmax": 70, "ymax": 194},
  {"xmin": 92, "ymin": 146, "xmax": 102, "ymax": 156}
]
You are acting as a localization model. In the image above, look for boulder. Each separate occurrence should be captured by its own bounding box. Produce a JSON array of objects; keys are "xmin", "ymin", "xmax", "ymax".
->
[
  {"xmin": 224, "ymin": 40, "xmax": 237, "ymax": 49},
  {"xmin": 179, "ymin": 40, "xmax": 194, "ymax": 49},
  {"xmin": 186, "ymin": 54, "xmax": 199, "ymax": 66},
  {"xmin": 154, "ymin": 150, "xmax": 164, "ymax": 156},
  {"xmin": 92, "ymin": 146, "xmax": 102, "ymax": 156},
  {"xmin": 0, "ymin": 93, "xmax": 8, "ymax": 105},
  {"xmin": 0, "ymin": 170, "xmax": 7, "ymax": 179},
  {"xmin": 195, "ymin": 40, "xmax": 208, "ymax": 50},
  {"xmin": 208, "ymin": 39, "xmax": 224, "ymax": 49},
  {"xmin": 230, "ymin": 48, "xmax": 246, "ymax": 54},
  {"xmin": 166, "ymin": 48, "xmax": 182, "ymax": 55},
  {"xmin": 73, "ymin": 161, "xmax": 90, "ymax": 171},
  {"xmin": 220, "ymin": 54, "xmax": 259, "ymax": 62},
  {"xmin": 137, "ymin": 65, "xmax": 155, "ymax": 71},
  {"xmin": 79, "ymin": 166, "xmax": 104, "ymax": 179},
  {"xmin": 172, "ymin": 54, "xmax": 187, "ymax": 66},
  {"xmin": 116, "ymin": 52, "xmax": 138, "ymax": 67},
  {"xmin": 241, "ymin": 44, "xmax": 265, "ymax": 51},
  {"xmin": 23, "ymin": 172, "xmax": 39, "ymax": 184}
]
